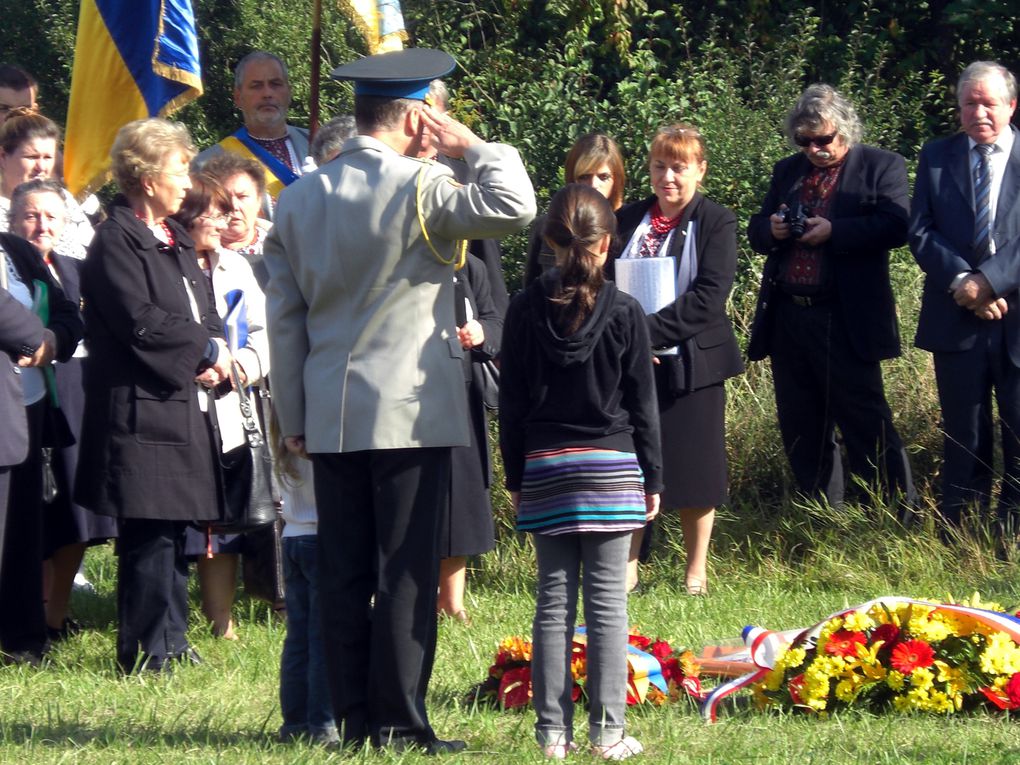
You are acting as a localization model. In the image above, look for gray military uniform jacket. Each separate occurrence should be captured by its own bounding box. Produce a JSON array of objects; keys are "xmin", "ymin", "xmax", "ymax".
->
[{"xmin": 264, "ymin": 136, "xmax": 535, "ymax": 453}]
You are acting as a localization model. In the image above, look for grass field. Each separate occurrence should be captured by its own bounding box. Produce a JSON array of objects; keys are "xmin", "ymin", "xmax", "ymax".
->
[{"xmin": 3, "ymin": 502, "xmax": 1019, "ymax": 764}]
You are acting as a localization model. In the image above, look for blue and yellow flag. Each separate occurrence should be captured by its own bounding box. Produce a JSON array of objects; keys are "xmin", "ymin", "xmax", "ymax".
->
[
  {"xmin": 340, "ymin": 0, "xmax": 407, "ymax": 53},
  {"xmin": 64, "ymin": 0, "xmax": 203, "ymax": 197}
]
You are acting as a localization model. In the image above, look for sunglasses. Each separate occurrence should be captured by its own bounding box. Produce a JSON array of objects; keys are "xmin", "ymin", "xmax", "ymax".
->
[{"xmin": 794, "ymin": 132, "xmax": 837, "ymax": 148}]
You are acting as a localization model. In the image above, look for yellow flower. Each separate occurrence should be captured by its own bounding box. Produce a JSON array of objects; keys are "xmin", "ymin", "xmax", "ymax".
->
[
  {"xmin": 887, "ymin": 670, "xmax": 906, "ymax": 691},
  {"xmin": 764, "ymin": 667, "xmax": 785, "ymax": 692},
  {"xmin": 776, "ymin": 646, "xmax": 807, "ymax": 672},
  {"xmin": 980, "ymin": 632, "xmax": 1020, "ymax": 675},
  {"xmin": 835, "ymin": 678, "xmax": 859, "ymax": 703},
  {"xmin": 908, "ymin": 610, "xmax": 951, "ymax": 642},
  {"xmin": 844, "ymin": 611, "xmax": 875, "ymax": 632},
  {"xmin": 909, "ymin": 667, "xmax": 935, "ymax": 691}
]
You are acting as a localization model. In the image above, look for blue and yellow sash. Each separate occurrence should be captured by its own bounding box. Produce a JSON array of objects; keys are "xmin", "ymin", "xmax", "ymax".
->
[{"xmin": 218, "ymin": 127, "xmax": 300, "ymax": 200}]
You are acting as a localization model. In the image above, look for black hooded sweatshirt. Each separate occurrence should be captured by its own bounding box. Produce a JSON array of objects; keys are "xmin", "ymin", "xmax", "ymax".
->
[{"xmin": 498, "ymin": 270, "xmax": 663, "ymax": 495}]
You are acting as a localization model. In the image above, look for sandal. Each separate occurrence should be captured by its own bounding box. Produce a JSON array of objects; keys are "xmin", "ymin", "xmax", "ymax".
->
[
  {"xmin": 542, "ymin": 741, "xmax": 578, "ymax": 759},
  {"xmin": 684, "ymin": 580, "xmax": 709, "ymax": 597},
  {"xmin": 593, "ymin": 736, "xmax": 643, "ymax": 760}
]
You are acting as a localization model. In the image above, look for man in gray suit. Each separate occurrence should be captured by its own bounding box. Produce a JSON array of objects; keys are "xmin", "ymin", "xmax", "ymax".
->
[
  {"xmin": 264, "ymin": 49, "xmax": 535, "ymax": 753},
  {"xmin": 911, "ymin": 61, "xmax": 1020, "ymax": 532}
]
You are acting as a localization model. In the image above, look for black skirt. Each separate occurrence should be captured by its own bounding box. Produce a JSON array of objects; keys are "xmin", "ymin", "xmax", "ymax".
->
[
  {"xmin": 438, "ymin": 383, "xmax": 495, "ymax": 558},
  {"xmin": 659, "ymin": 382, "xmax": 728, "ymax": 509}
]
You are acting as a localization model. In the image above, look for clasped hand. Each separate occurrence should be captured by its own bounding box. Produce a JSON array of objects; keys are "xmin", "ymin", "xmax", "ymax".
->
[
  {"xmin": 457, "ymin": 319, "xmax": 485, "ymax": 349},
  {"xmin": 952, "ymin": 273, "xmax": 1006, "ymax": 320},
  {"xmin": 17, "ymin": 328, "xmax": 56, "ymax": 368},
  {"xmin": 194, "ymin": 338, "xmax": 237, "ymax": 388}
]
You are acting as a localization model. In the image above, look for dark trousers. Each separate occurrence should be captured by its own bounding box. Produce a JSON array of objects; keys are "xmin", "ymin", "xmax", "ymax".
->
[
  {"xmin": 311, "ymin": 447, "xmax": 450, "ymax": 748},
  {"xmin": 0, "ymin": 400, "xmax": 46, "ymax": 654},
  {"xmin": 769, "ymin": 297, "xmax": 913, "ymax": 505},
  {"xmin": 116, "ymin": 518, "xmax": 190, "ymax": 671},
  {"xmin": 933, "ymin": 321, "xmax": 1020, "ymax": 527}
]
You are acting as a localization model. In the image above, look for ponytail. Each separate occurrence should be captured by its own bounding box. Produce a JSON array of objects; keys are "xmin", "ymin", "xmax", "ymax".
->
[{"xmin": 542, "ymin": 184, "xmax": 616, "ymax": 335}]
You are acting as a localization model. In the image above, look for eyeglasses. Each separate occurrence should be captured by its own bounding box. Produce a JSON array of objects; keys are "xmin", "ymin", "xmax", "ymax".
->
[
  {"xmin": 794, "ymin": 132, "xmax": 838, "ymax": 148},
  {"xmin": 577, "ymin": 172, "xmax": 613, "ymax": 183},
  {"xmin": 198, "ymin": 213, "xmax": 229, "ymax": 224}
]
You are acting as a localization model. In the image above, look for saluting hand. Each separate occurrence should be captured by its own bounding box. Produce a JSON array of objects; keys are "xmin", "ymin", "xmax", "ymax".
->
[{"xmin": 420, "ymin": 104, "xmax": 482, "ymax": 159}]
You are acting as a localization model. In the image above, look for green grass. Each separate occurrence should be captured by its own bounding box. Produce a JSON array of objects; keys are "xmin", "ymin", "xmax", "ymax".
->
[{"xmin": 3, "ymin": 498, "xmax": 1020, "ymax": 764}]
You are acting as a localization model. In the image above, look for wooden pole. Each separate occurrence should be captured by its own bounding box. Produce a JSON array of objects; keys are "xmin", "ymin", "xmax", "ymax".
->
[{"xmin": 309, "ymin": 0, "xmax": 323, "ymax": 140}]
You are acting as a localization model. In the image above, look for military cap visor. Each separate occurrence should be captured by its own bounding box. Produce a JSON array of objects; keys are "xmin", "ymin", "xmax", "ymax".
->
[{"xmin": 331, "ymin": 48, "xmax": 456, "ymax": 101}]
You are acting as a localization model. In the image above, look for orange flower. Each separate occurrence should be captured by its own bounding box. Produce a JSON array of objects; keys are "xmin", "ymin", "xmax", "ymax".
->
[
  {"xmin": 890, "ymin": 639, "xmax": 935, "ymax": 674},
  {"xmin": 824, "ymin": 629, "xmax": 867, "ymax": 658}
]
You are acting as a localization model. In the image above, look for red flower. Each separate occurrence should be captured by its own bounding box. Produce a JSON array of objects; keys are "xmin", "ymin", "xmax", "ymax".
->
[
  {"xmin": 889, "ymin": 639, "xmax": 935, "ymax": 674},
  {"xmin": 788, "ymin": 674, "xmax": 806, "ymax": 705},
  {"xmin": 628, "ymin": 634, "xmax": 651, "ymax": 650},
  {"xmin": 650, "ymin": 640, "xmax": 673, "ymax": 660},
  {"xmin": 660, "ymin": 657, "xmax": 679, "ymax": 684},
  {"xmin": 498, "ymin": 666, "xmax": 532, "ymax": 709},
  {"xmin": 871, "ymin": 623, "xmax": 900, "ymax": 648},
  {"xmin": 1007, "ymin": 673, "xmax": 1020, "ymax": 706},
  {"xmin": 824, "ymin": 629, "xmax": 867, "ymax": 658}
]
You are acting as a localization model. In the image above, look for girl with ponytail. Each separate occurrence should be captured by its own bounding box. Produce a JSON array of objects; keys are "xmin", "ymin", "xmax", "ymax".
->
[{"xmin": 499, "ymin": 184, "xmax": 662, "ymax": 760}]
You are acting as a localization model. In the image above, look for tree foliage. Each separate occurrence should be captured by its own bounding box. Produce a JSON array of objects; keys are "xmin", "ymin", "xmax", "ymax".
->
[{"xmin": 1, "ymin": 0, "xmax": 1016, "ymax": 289}]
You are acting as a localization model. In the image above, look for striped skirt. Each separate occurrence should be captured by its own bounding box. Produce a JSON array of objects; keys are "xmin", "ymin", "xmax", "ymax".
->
[{"xmin": 516, "ymin": 447, "xmax": 647, "ymax": 535}]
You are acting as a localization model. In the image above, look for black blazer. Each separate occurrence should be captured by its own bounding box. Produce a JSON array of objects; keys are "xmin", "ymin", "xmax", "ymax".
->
[
  {"xmin": 910, "ymin": 126, "xmax": 1020, "ymax": 364},
  {"xmin": 746, "ymin": 144, "xmax": 909, "ymax": 363},
  {"xmin": 76, "ymin": 198, "xmax": 224, "ymax": 521},
  {"xmin": 613, "ymin": 193, "xmax": 744, "ymax": 395}
]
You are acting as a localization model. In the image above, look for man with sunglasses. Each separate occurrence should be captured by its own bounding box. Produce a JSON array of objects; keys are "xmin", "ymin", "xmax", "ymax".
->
[
  {"xmin": 911, "ymin": 61, "xmax": 1020, "ymax": 535},
  {"xmin": 747, "ymin": 84, "xmax": 913, "ymax": 507}
]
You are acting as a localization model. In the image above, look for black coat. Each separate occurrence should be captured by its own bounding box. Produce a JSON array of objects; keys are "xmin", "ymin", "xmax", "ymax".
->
[
  {"xmin": 76, "ymin": 199, "xmax": 224, "ymax": 521},
  {"xmin": 613, "ymin": 193, "xmax": 744, "ymax": 396},
  {"xmin": 746, "ymin": 144, "xmax": 909, "ymax": 363}
]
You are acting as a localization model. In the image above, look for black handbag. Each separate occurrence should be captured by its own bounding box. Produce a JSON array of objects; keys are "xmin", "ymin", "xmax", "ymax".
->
[
  {"xmin": 211, "ymin": 365, "xmax": 278, "ymax": 533},
  {"xmin": 476, "ymin": 358, "xmax": 500, "ymax": 412}
]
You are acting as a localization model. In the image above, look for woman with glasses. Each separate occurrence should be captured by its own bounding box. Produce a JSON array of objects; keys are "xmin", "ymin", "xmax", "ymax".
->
[
  {"xmin": 174, "ymin": 174, "xmax": 269, "ymax": 641},
  {"xmin": 613, "ymin": 124, "xmax": 744, "ymax": 595},
  {"xmin": 76, "ymin": 118, "xmax": 234, "ymax": 673}
]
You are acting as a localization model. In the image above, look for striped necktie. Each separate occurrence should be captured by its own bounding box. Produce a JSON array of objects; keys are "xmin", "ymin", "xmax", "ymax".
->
[{"xmin": 973, "ymin": 143, "xmax": 995, "ymax": 259}]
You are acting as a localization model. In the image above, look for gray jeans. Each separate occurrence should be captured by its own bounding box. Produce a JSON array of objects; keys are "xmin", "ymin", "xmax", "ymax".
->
[{"xmin": 531, "ymin": 530, "xmax": 630, "ymax": 748}]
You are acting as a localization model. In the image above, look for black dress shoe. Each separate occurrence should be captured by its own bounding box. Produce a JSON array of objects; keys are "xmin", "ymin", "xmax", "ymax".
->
[
  {"xmin": 46, "ymin": 617, "xmax": 83, "ymax": 643},
  {"xmin": 380, "ymin": 736, "xmax": 467, "ymax": 756},
  {"xmin": 1, "ymin": 649, "xmax": 45, "ymax": 667},
  {"xmin": 423, "ymin": 738, "xmax": 467, "ymax": 755},
  {"xmin": 172, "ymin": 646, "xmax": 203, "ymax": 666}
]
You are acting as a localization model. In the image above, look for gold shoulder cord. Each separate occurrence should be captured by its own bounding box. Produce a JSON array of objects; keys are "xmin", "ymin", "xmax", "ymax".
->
[{"xmin": 416, "ymin": 162, "xmax": 467, "ymax": 270}]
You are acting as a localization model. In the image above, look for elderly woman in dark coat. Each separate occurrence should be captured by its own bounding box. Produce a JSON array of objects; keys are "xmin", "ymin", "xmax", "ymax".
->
[
  {"xmin": 0, "ymin": 227, "xmax": 81, "ymax": 664},
  {"xmin": 77, "ymin": 118, "xmax": 233, "ymax": 673}
]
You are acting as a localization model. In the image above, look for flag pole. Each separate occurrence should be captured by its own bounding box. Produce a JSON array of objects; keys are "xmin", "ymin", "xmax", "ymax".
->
[{"xmin": 309, "ymin": 0, "xmax": 323, "ymax": 140}]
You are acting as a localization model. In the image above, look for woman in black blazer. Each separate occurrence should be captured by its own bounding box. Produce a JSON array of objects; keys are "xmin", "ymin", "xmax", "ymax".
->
[
  {"xmin": 0, "ymin": 228, "xmax": 82, "ymax": 664},
  {"xmin": 77, "ymin": 118, "xmax": 233, "ymax": 673},
  {"xmin": 613, "ymin": 124, "xmax": 744, "ymax": 595}
]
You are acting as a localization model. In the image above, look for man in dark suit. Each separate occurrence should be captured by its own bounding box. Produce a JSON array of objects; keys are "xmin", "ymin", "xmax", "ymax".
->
[
  {"xmin": 910, "ymin": 61, "xmax": 1020, "ymax": 529},
  {"xmin": 748, "ymin": 84, "xmax": 913, "ymax": 505}
]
